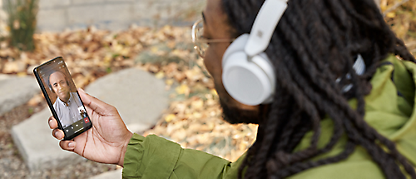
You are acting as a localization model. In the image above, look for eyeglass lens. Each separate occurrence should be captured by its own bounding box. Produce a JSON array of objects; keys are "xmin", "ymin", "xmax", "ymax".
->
[{"xmin": 195, "ymin": 21, "xmax": 208, "ymax": 58}]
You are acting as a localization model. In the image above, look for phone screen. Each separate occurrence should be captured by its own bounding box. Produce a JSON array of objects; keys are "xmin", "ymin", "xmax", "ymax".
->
[{"xmin": 33, "ymin": 57, "xmax": 92, "ymax": 140}]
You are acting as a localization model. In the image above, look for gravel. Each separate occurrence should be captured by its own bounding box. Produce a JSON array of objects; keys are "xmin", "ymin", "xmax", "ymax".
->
[{"xmin": 0, "ymin": 102, "xmax": 117, "ymax": 179}]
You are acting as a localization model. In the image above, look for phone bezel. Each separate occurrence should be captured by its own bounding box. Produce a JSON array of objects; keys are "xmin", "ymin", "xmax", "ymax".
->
[{"xmin": 33, "ymin": 56, "xmax": 92, "ymax": 140}]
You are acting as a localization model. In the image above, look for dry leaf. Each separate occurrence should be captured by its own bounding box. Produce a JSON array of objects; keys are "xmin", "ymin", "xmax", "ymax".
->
[
  {"xmin": 191, "ymin": 99, "xmax": 204, "ymax": 110},
  {"xmin": 165, "ymin": 114, "xmax": 176, "ymax": 122},
  {"xmin": 175, "ymin": 84, "xmax": 190, "ymax": 95}
]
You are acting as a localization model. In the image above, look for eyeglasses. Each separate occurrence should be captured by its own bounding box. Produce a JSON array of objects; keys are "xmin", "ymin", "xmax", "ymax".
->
[{"xmin": 191, "ymin": 19, "xmax": 234, "ymax": 58}]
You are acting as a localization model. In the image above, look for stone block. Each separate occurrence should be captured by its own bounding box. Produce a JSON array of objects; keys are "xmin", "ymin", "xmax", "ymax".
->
[
  {"xmin": 0, "ymin": 74, "xmax": 9, "ymax": 80},
  {"xmin": 0, "ymin": 76, "xmax": 39, "ymax": 116},
  {"xmin": 39, "ymin": 0, "xmax": 71, "ymax": 9},
  {"xmin": 84, "ymin": 68, "xmax": 170, "ymax": 131},
  {"xmin": 7, "ymin": 0, "xmax": 205, "ymax": 32},
  {"xmin": 132, "ymin": 0, "xmax": 202, "ymax": 25},
  {"xmin": 89, "ymin": 169, "xmax": 122, "ymax": 179},
  {"xmin": 71, "ymin": 0, "xmax": 105, "ymax": 5},
  {"xmin": 133, "ymin": 1, "xmax": 170, "ymax": 20},
  {"xmin": 105, "ymin": 0, "xmax": 134, "ymax": 2},
  {"xmin": 11, "ymin": 68, "xmax": 170, "ymax": 171},
  {"xmin": 36, "ymin": 8, "xmax": 67, "ymax": 32},
  {"xmin": 95, "ymin": 20, "xmax": 131, "ymax": 32},
  {"xmin": 67, "ymin": 3, "xmax": 132, "ymax": 28},
  {"xmin": 11, "ymin": 109, "xmax": 84, "ymax": 171}
]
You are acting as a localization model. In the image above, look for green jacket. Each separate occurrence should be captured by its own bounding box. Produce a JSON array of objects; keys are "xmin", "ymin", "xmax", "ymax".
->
[{"xmin": 122, "ymin": 55, "xmax": 416, "ymax": 178}]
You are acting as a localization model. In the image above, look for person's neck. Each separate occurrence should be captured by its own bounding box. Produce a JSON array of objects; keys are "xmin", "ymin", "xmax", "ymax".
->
[{"xmin": 59, "ymin": 96, "xmax": 71, "ymax": 106}]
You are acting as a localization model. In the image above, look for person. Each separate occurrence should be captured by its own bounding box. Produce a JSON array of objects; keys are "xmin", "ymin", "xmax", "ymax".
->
[
  {"xmin": 48, "ymin": 0, "xmax": 416, "ymax": 178},
  {"xmin": 48, "ymin": 70, "xmax": 83, "ymax": 127}
]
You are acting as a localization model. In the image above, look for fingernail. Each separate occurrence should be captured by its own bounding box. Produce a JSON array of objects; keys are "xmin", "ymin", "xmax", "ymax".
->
[
  {"xmin": 55, "ymin": 131, "xmax": 63, "ymax": 139},
  {"xmin": 48, "ymin": 119, "xmax": 52, "ymax": 125},
  {"xmin": 55, "ymin": 132, "xmax": 61, "ymax": 140},
  {"xmin": 68, "ymin": 142, "xmax": 74, "ymax": 148}
]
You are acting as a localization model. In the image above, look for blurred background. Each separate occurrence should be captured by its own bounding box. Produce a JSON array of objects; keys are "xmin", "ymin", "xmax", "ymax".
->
[{"xmin": 0, "ymin": 0, "xmax": 414, "ymax": 178}]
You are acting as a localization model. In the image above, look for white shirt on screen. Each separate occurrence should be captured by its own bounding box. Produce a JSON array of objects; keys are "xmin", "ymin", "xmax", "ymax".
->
[{"xmin": 53, "ymin": 92, "xmax": 83, "ymax": 128}]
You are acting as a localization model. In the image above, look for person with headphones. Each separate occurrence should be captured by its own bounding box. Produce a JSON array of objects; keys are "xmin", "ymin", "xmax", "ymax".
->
[
  {"xmin": 48, "ymin": 0, "xmax": 416, "ymax": 178},
  {"xmin": 48, "ymin": 70, "xmax": 83, "ymax": 128}
]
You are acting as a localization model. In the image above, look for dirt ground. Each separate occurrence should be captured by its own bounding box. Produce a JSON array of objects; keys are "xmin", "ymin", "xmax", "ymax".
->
[
  {"xmin": 0, "ymin": 103, "xmax": 117, "ymax": 179},
  {"xmin": 0, "ymin": 1, "xmax": 414, "ymax": 178}
]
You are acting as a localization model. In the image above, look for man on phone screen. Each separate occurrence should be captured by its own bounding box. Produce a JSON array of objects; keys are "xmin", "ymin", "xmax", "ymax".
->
[{"xmin": 48, "ymin": 70, "xmax": 83, "ymax": 128}]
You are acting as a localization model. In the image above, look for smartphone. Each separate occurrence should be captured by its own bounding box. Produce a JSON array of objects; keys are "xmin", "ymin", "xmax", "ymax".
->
[{"xmin": 33, "ymin": 56, "xmax": 92, "ymax": 140}]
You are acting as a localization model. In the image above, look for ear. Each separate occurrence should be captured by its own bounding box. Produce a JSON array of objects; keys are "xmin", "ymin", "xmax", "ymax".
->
[
  {"xmin": 49, "ymin": 85, "xmax": 55, "ymax": 93},
  {"xmin": 47, "ymin": 74, "xmax": 54, "ymax": 93},
  {"xmin": 47, "ymin": 80, "xmax": 55, "ymax": 93}
]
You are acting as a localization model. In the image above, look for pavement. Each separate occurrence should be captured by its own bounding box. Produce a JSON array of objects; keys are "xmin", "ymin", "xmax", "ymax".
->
[
  {"xmin": 0, "ymin": 74, "xmax": 39, "ymax": 116},
  {"xmin": 7, "ymin": 67, "xmax": 171, "ymax": 178},
  {"xmin": 89, "ymin": 169, "xmax": 122, "ymax": 179}
]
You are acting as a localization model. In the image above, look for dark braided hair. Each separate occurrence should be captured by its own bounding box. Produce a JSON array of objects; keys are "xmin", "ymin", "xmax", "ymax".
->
[{"xmin": 221, "ymin": 0, "xmax": 416, "ymax": 178}]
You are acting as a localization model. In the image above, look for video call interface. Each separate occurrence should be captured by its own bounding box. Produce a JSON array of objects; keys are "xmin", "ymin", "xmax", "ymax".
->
[{"xmin": 38, "ymin": 58, "xmax": 90, "ymax": 136}]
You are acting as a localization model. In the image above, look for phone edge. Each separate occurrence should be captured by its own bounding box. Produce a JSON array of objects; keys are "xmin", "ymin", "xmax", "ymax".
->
[
  {"xmin": 33, "ymin": 63, "xmax": 65, "ymax": 133},
  {"xmin": 33, "ymin": 57, "xmax": 93, "ymax": 141}
]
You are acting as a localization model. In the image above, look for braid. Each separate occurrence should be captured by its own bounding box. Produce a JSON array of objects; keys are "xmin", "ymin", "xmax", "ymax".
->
[
  {"xmin": 221, "ymin": 0, "xmax": 416, "ymax": 178},
  {"xmin": 243, "ymin": 87, "xmax": 296, "ymax": 178}
]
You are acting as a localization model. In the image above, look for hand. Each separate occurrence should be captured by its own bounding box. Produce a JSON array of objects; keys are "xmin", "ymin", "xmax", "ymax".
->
[{"xmin": 48, "ymin": 88, "xmax": 133, "ymax": 167}]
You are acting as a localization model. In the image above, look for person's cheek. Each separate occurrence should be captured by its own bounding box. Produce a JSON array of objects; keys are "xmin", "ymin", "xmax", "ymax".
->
[
  {"xmin": 203, "ymin": 46, "xmax": 228, "ymax": 100},
  {"xmin": 203, "ymin": 50, "xmax": 216, "ymax": 77},
  {"xmin": 62, "ymin": 83, "xmax": 69, "ymax": 92}
]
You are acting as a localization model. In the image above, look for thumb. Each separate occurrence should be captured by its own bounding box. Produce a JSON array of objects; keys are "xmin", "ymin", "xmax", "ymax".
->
[
  {"xmin": 78, "ymin": 88, "xmax": 96, "ymax": 108},
  {"xmin": 77, "ymin": 88, "xmax": 90, "ymax": 101},
  {"xmin": 77, "ymin": 88, "xmax": 116, "ymax": 116}
]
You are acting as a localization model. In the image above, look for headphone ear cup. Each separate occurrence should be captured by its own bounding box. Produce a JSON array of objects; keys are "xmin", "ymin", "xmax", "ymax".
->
[
  {"xmin": 223, "ymin": 34, "xmax": 250, "ymax": 62},
  {"xmin": 222, "ymin": 35, "xmax": 275, "ymax": 106}
]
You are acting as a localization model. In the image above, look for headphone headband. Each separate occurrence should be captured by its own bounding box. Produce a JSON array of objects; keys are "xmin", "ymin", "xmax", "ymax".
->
[
  {"xmin": 245, "ymin": 0, "xmax": 288, "ymax": 56},
  {"xmin": 222, "ymin": 0, "xmax": 287, "ymax": 105}
]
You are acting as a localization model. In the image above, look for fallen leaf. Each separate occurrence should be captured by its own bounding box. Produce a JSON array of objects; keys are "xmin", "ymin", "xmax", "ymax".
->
[
  {"xmin": 155, "ymin": 71, "xmax": 165, "ymax": 79},
  {"xmin": 165, "ymin": 114, "xmax": 176, "ymax": 122},
  {"xmin": 175, "ymin": 84, "xmax": 190, "ymax": 96}
]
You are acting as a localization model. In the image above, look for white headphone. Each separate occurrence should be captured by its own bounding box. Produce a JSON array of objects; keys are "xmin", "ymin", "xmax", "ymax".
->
[{"xmin": 222, "ymin": 0, "xmax": 288, "ymax": 106}]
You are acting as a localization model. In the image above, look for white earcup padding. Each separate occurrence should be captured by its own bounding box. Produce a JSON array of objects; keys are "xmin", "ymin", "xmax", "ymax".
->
[
  {"xmin": 221, "ymin": 0, "xmax": 287, "ymax": 106},
  {"xmin": 222, "ymin": 35, "xmax": 276, "ymax": 106}
]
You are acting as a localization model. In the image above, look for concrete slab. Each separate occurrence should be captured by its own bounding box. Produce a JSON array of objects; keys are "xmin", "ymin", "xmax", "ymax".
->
[
  {"xmin": 67, "ymin": 3, "xmax": 132, "ymax": 27},
  {"xmin": 132, "ymin": 0, "xmax": 199, "ymax": 27},
  {"xmin": 89, "ymin": 169, "xmax": 122, "ymax": 179},
  {"xmin": 10, "ymin": 109, "xmax": 84, "ymax": 171},
  {"xmin": 11, "ymin": 68, "xmax": 170, "ymax": 171},
  {"xmin": 85, "ymin": 68, "xmax": 170, "ymax": 132},
  {"xmin": 0, "ymin": 75, "xmax": 39, "ymax": 116},
  {"xmin": 38, "ymin": 0, "xmax": 70, "ymax": 9},
  {"xmin": 37, "ymin": 9, "xmax": 68, "ymax": 32},
  {"xmin": 0, "ymin": 74, "xmax": 10, "ymax": 81},
  {"xmin": 71, "ymin": 0, "xmax": 106, "ymax": 5}
]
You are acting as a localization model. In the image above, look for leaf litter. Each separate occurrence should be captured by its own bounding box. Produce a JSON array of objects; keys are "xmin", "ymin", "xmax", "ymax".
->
[
  {"xmin": 0, "ymin": 1, "xmax": 415, "ymax": 176},
  {"xmin": 1, "ymin": 25, "xmax": 258, "ymax": 162}
]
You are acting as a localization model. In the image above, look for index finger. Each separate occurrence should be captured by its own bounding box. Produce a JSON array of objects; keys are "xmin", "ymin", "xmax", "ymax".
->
[{"xmin": 48, "ymin": 116, "xmax": 58, "ymax": 129}]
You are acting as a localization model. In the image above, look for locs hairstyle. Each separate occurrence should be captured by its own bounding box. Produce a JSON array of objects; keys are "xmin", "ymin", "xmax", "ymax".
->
[{"xmin": 221, "ymin": 0, "xmax": 416, "ymax": 178}]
